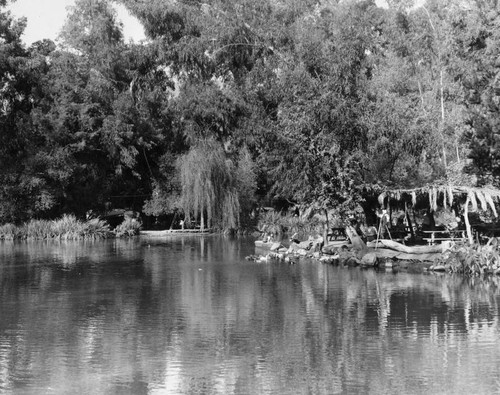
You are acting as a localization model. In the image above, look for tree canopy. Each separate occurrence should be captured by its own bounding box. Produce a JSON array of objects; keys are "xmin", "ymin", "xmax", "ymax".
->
[{"xmin": 1, "ymin": 0, "xmax": 499, "ymax": 227}]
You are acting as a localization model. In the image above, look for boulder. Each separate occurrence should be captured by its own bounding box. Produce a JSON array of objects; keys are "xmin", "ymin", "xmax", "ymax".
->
[
  {"xmin": 361, "ymin": 252, "xmax": 378, "ymax": 267},
  {"xmin": 319, "ymin": 255, "xmax": 339, "ymax": 264},
  {"xmin": 322, "ymin": 244, "xmax": 339, "ymax": 255},
  {"xmin": 288, "ymin": 243, "xmax": 301, "ymax": 253},
  {"xmin": 270, "ymin": 242, "xmax": 282, "ymax": 252},
  {"xmin": 297, "ymin": 240, "xmax": 313, "ymax": 250}
]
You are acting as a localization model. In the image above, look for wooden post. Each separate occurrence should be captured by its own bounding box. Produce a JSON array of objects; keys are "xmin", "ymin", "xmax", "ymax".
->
[
  {"xmin": 375, "ymin": 219, "xmax": 382, "ymax": 250},
  {"xmin": 464, "ymin": 196, "xmax": 473, "ymax": 244},
  {"xmin": 405, "ymin": 202, "xmax": 415, "ymax": 239}
]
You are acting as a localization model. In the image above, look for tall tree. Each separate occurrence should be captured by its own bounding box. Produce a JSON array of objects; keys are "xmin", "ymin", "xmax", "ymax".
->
[
  {"xmin": 178, "ymin": 138, "xmax": 256, "ymax": 230},
  {"xmin": 0, "ymin": 5, "xmax": 56, "ymax": 222},
  {"xmin": 443, "ymin": 0, "xmax": 500, "ymax": 186},
  {"xmin": 33, "ymin": 0, "xmax": 177, "ymax": 214},
  {"xmin": 259, "ymin": 1, "xmax": 376, "ymax": 219}
]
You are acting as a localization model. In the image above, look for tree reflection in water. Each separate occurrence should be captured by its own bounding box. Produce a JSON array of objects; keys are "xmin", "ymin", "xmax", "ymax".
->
[{"xmin": 0, "ymin": 237, "xmax": 500, "ymax": 394}]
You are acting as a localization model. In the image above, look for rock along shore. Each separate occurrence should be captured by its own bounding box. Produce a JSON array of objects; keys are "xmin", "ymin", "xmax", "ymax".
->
[{"xmin": 247, "ymin": 230, "xmax": 453, "ymax": 274}]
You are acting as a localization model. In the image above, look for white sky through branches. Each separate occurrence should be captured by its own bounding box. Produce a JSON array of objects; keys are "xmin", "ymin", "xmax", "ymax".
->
[{"xmin": 6, "ymin": 0, "xmax": 146, "ymax": 45}]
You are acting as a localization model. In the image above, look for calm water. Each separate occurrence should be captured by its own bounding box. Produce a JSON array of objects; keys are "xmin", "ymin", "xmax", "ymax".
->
[{"xmin": 1, "ymin": 236, "xmax": 500, "ymax": 394}]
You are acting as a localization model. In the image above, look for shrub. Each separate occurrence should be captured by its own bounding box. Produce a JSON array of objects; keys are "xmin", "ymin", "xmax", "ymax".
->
[
  {"xmin": 22, "ymin": 219, "xmax": 52, "ymax": 239},
  {"xmin": 0, "ymin": 215, "xmax": 112, "ymax": 240},
  {"xmin": 258, "ymin": 210, "xmax": 285, "ymax": 235},
  {"xmin": 437, "ymin": 238, "xmax": 500, "ymax": 275},
  {"xmin": 51, "ymin": 214, "xmax": 83, "ymax": 239},
  {"xmin": 281, "ymin": 214, "xmax": 322, "ymax": 235},
  {"xmin": 0, "ymin": 223, "xmax": 18, "ymax": 240},
  {"xmin": 82, "ymin": 218, "xmax": 112, "ymax": 239},
  {"xmin": 115, "ymin": 217, "xmax": 142, "ymax": 237},
  {"xmin": 257, "ymin": 210, "xmax": 323, "ymax": 236}
]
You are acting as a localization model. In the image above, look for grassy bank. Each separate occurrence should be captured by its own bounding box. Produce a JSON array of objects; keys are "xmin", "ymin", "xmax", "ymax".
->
[{"xmin": 0, "ymin": 215, "xmax": 141, "ymax": 240}]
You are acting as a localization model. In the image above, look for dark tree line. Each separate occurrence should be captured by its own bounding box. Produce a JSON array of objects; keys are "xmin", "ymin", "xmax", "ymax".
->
[{"xmin": 1, "ymin": 0, "xmax": 499, "ymax": 227}]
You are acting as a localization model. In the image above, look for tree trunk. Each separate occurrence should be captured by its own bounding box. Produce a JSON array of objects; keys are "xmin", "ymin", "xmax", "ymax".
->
[
  {"xmin": 373, "ymin": 239, "xmax": 449, "ymax": 254},
  {"xmin": 464, "ymin": 196, "xmax": 473, "ymax": 244},
  {"xmin": 169, "ymin": 211, "xmax": 177, "ymax": 230},
  {"xmin": 323, "ymin": 208, "xmax": 329, "ymax": 246},
  {"xmin": 440, "ymin": 69, "xmax": 447, "ymax": 169},
  {"xmin": 405, "ymin": 202, "xmax": 415, "ymax": 239},
  {"xmin": 345, "ymin": 226, "xmax": 367, "ymax": 252}
]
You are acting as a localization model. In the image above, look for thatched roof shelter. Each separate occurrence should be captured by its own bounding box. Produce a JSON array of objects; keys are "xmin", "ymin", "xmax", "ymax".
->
[
  {"xmin": 378, "ymin": 185, "xmax": 500, "ymax": 215},
  {"xmin": 377, "ymin": 184, "xmax": 500, "ymax": 244}
]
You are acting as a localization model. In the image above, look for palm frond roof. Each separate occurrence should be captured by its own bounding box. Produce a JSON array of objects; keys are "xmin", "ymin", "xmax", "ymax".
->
[{"xmin": 378, "ymin": 185, "xmax": 500, "ymax": 216}]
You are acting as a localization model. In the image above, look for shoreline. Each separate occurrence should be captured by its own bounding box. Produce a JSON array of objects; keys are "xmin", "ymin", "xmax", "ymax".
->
[{"xmin": 140, "ymin": 229, "xmax": 213, "ymax": 237}]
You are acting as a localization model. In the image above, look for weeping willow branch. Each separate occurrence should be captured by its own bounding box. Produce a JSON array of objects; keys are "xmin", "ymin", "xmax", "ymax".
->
[{"xmin": 179, "ymin": 138, "xmax": 244, "ymax": 230}]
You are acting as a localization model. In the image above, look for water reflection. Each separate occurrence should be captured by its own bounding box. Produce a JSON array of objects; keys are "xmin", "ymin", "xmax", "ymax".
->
[{"xmin": 0, "ymin": 237, "xmax": 500, "ymax": 394}]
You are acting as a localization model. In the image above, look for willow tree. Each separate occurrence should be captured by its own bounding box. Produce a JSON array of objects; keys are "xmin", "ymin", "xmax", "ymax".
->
[{"xmin": 179, "ymin": 139, "xmax": 242, "ymax": 230}]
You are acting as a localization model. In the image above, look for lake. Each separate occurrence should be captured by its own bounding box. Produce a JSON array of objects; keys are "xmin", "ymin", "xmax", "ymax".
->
[{"xmin": 1, "ymin": 236, "xmax": 500, "ymax": 394}]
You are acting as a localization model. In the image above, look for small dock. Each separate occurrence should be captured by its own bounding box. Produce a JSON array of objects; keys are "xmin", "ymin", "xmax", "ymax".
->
[{"xmin": 140, "ymin": 229, "xmax": 213, "ymax": 237}]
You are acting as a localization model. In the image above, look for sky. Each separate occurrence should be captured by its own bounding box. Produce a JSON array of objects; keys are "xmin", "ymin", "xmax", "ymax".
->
[{"xmin": 6, "ymin": 0, "xmax": 146, "ymax": 45}]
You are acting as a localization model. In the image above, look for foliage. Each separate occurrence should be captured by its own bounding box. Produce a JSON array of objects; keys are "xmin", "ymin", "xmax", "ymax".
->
[
  {"xmin": 0, "ymin": 215, "xmax": 111, "ymax": 240},
  {"xmin": 0, "ymin": 6, "xmax": 57, "ymax": 222},
  {"xmin": 0, "ymin": 224, "xmax": 18, "ymax": 240},
  {"xmin": 142, "ymin": 181, "xmax": 180, "ymax": 217},
  {"xmin": 437, "ymin": 238, "xmax": 500, "ymax": 276},
  {"xmin": 441, "ymin": 0, "xmax": 500, "ymax": 186},
  {"xmin": 259, "ymin": 2, "xmax": 375, "ymax": 220},
  {"xmin": 235, "ymin": 147, "xmax": 258, "ymax": 224},
  {"xmin": 142, "ymin": 152, "xmax": 183, "ymax": 216},
  {"xmin": 178, "ymin": 138, "xmax": 256, "ymax": 230},
  {"xmin": 114, "ymin": 217, "xmax": 142, "ymax": 237},
  {"xmin": 81, "ymin": 218, "xmax": 113, "ymax": 239},
  {"xmin": 257, "ymin": 210, "xmax": 284, "ymax": 235},
  {"xmin": 257, "ymin": 210, "xmax": 322, "ymax": 236},
  {"xmin": 60, "ymin": 0, "xmax": 123, "ymax": 58},
  {"xmin": 3, "ymin": 0, "xmax": 500, "ymax": 227}
]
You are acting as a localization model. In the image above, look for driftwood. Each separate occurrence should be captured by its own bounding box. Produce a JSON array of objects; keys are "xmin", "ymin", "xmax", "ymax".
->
[
  {"xmin": 345, "ymin": 226, "xmax": 367, "ymax": 252},
  {"xmin": 368, "ymin": 248, "xmax": 440, "ymax": 262},
  {"xmin": 322, "ymin": 241, "xmax": 350, "ymax": 254},
  {"xmin": 367, "ymin": 239, "xmax": 450, "ymax": 254}
]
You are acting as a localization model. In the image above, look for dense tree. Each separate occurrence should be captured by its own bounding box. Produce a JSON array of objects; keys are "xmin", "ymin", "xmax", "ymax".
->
[
  {"xmin": 0, "ymin": 5, "xmax": 54, "ymax": 221},
  {"xmin": 39, "ymin": 0, "xmax": 176, "ymax": 215},
  {"xmin": 2, "ymin": 0, "xmax": 500, "ymax": 227},
  {"xmin": 256, "ymin": 1, "xmax": 376, "ymax": 222},
  {"xmin": 441, "ymin": 0, "xmax": 500, "ymax": 186}
]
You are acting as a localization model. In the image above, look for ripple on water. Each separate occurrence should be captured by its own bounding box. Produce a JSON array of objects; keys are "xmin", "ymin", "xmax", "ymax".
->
[{"xmin": 2, "ymin": 239, "xmax": 500, "ymax": 394}]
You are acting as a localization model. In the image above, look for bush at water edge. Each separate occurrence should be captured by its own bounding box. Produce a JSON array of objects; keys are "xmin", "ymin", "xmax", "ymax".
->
[{"xmin": 0, "ymin": 215, "xmax": 113, "ymax": 240}]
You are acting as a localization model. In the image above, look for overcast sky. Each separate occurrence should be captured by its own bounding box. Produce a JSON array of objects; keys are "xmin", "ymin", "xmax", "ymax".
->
[{"xmin": 6, "ymin": 0, "xmax": 146, "ymax": 45}]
